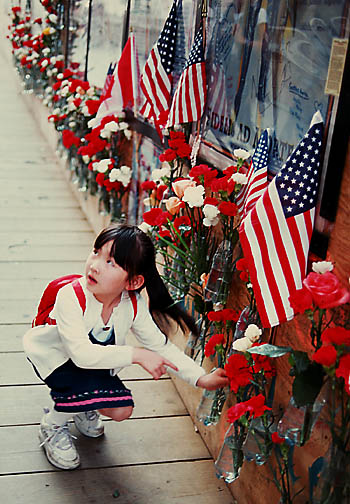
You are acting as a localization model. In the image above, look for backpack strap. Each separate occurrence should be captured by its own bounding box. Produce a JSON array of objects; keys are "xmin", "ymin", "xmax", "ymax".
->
[
  {"xmin": 72, "ymin": 279, "xmax": 86, "ymax": 314},
  {"xmin": 129, "ymin": 291, "xmax": 137, "ymax": 321}
]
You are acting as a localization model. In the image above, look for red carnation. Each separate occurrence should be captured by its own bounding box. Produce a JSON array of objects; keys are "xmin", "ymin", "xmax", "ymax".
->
[
  {"xmin": 336, "ymin": 354, "xmax": 350, "ymax": 394},
  {"xmin": 272, "ymin": 432, "xmax": 285, "ymax": 444},
  {"xmin": 159, "ymin": 149, "xmax": 177, "ymax": 162},
  {"xmin": 322, "ymin": 327, "xmax": 350, "ymax": 347},
  {"xmin": 143, "ymin": 208, "xmax": 170, "ymax": 227},
  {"xmin": 141, "ymin": 180, "xmax": 157, "ymax": 192},
  {"xmin": 218, "ymin": 201, "xmax": 238, "ymax": 217},
  {"xmin": 289, "ymin": 286, "xmax": 313, "ymax": 314},
  {"xmin": 312, "ymin": 345, "xmax": 337, "ymax": 367},
  {"xmin": 204, "ymin": 333, "xmax": 225, "ymax": 357}
]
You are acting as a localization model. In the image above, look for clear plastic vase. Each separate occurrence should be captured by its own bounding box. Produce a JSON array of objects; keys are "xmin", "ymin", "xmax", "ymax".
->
[
  {"xmin": 215, "ymin": 424, "xmax": 244, "ymax": 483},
  {"xmin": 277, "ymin": 388, "xmax": 327, "ymax": 447},
  {"xmin": 242, "ymin": 417, "xmax": 272, "ymax": 466},
  {"xmin": 196, "ymin": 386, "xmax": 228, "ymax": 426},
  {"xmin": 228, "ymin": 305, "xmax": 261, "ymax": 357},
  {"xmin": 312, "ymin": 446, "xmax": 350, "ymax": 503},
  {"xmin": 204, "ymin": 240, "xmax": 234, "ymax": 305}
]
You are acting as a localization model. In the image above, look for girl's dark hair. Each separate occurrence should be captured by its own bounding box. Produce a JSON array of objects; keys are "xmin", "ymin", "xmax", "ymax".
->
[{"xmin": 94, "ymin": 225, "xmax": 198, "ymax": 339}]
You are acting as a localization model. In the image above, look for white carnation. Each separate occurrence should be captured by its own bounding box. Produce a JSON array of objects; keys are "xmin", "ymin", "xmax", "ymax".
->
[
  {"xmin": 94, "ymin": 159, "xmax": 111, "ymax": 173},
  {"xmin": 230, "ymin": 172, "xmax": 248, "ymax": 185},
  {"xmin": 151, "ymin": 166, "xmax": 171, "ymax": 182},
  {"xmin": 312, "ymin": 261, "xmax": 334, "ymax": 274},
  {"xmin": 110, "ymin": 165, "xmax": 131, "ymax": 186},
  {"xmin": 183, "ymin": 185, "xmax": 205, "ymax": 208},
  {"xmin": 244, "ymin": 324, "xmax": 262, "ymax": 341},
  {"xmin": 104, "ymin": 121, "xmax": 119, "ymax": 132},
  {"xmin": 234, "ymin": 148, "xmax": 250, "ymax": 160},
  {"xmin": 48, "ymin": 14, "xmax": 58, "ymax": 23},
  {"xmin": 203, "ymin": 204, "xmax": 220, "ymax": 227}
]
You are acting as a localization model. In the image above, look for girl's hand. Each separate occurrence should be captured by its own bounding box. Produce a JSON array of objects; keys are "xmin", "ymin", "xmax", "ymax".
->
[
  {"xmin": 132, "ymin": 348, "xmax": 178, "ymax": 380},
  {"xmin": 196, "ymin": 368, "xmax": 229, "ymax": 390}
]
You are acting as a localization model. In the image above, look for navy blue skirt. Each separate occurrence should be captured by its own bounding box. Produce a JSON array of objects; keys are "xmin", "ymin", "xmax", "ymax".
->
[{"xmin": 45, "ymin": 359, "xmax": 134, "ymax": 413}]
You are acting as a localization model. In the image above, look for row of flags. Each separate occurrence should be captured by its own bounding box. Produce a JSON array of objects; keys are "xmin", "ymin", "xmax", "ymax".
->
[
  {"xmin": 95, "ymin": 0, "xmax": 206, "ymax": 133},
  {"xmin": 92, "ymin": 1, "xmax": 324, "ymax": 330}
]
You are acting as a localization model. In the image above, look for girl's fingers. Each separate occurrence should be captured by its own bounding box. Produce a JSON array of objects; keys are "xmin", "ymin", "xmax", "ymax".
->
[{"xmin": 163, "ymin": 359, "xmax": 179, "ymax": 372}]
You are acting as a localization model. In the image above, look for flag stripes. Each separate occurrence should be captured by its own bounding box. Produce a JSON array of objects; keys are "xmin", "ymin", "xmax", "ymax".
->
[{"xmin": 239, "ymin": 112, "xmax": 323, "ymax": 327}]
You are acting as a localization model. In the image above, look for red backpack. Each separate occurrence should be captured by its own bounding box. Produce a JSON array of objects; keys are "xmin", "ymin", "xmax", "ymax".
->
[{"xmin": 32, "ymin": 274, "xmax": 137, "ymax": 327}]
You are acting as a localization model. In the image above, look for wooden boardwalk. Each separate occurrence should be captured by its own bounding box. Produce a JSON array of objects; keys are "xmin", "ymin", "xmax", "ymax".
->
[{"xmin": 0, "ymin": 38, "xmax": 234, "ymax": 503}]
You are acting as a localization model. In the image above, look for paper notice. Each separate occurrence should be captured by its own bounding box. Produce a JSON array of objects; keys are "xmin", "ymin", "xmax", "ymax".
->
[{"xmin": 325, "ymin": 38, "xmax": 348, "ymax": 96}]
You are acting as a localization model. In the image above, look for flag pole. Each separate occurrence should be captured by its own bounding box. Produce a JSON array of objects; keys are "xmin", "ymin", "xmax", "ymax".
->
[{"xmin": 191, "ymin": 0, "xmax": 207, "ymax": 165}]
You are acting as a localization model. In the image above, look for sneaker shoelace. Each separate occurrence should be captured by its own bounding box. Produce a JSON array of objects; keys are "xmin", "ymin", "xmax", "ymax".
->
[
  {"xmin": 85, "ymin": 410, "xmax": 99, "ymax": 422},
  {"xmin": 40, "ymin": 423, "xmax": 77, "ymax": 450}
]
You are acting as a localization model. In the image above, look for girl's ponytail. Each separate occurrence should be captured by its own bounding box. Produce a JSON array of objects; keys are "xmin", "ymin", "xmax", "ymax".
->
[{"xmin": 143, "ymin": 260, "xmax": 199, "ymax": 340}]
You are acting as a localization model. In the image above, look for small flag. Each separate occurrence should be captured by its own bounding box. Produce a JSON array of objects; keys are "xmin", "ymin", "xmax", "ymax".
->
[
  {"xmin": 236, "ymin": 129, "xmax": 269, "ymax": 219},
  {"xmin": 239, "ymin": 111, "xmax": 324, "ymax": 327},
  {"xmin": 139, "ymin": 0, "xmax": 178, "ymax": 126},
  {"xmin": 95, "ymin": 33, "xmax": 139, "ymax": 125},
  {"xmin": 100, "ymin": 62, "xmax": 116, "ymax": 101},
  {"xmin": 167, "ymin": 27, "xmax": 207, "ymax": 127}
]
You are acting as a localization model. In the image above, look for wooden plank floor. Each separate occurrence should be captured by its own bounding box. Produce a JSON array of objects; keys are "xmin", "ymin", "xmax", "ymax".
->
[{"xmin": 0, "ymin": 38, "xmax": 233, "ymax": 503}]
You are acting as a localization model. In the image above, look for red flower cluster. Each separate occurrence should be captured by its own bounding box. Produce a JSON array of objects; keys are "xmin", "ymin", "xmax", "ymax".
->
[
  {"xmin": 189, "ymin": 164, "xmax": 218, "ymax": 186},
  {"xmin": 204, "ymin": 333, "xmax": 225, "ymax": 357},
  {"xmin": 159, "ymin": 131, "xmax": 191, "ymax": 162},
  {"xmin": 225, "ymin": 354, "xmax": 252, "ymax": 393},
  {"xmin": 207, "ymin": 308, "xmax": 240, "ymax": 323},
  {"xmin": 143, "ymin": 208, "xmax": 170, "ymax": 227},
  {"xmin": 62, "ymin": 129, "xmax": 80, "ymax": 149},
  {"xmin": 227, "ymin": 394, "xmax": 271, "ymax": 423},
  {"xmin": 236, "ymin": 257, "xmax": 249, "ymax": 282}
]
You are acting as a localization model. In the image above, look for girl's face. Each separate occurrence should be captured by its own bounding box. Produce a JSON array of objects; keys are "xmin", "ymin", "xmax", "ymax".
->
[{"xmin": 85, "ymin": 241, "xmax": 130, "ymax": 303}]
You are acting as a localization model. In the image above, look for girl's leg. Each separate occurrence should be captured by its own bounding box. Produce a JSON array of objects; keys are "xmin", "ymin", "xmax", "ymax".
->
[{"xmin": 99, "ymin": 406, "xmax": 133, "ymax": 422}]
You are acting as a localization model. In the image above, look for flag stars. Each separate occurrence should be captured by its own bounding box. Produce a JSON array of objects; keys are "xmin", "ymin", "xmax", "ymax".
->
[{"xmin": 299, "ymin": 202, "xmax": 304, "ymax": 208}]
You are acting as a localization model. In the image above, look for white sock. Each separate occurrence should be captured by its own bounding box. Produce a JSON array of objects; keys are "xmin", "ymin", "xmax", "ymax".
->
[{"xmin": 45, "ymin": 408, "xmax": 73, "ymax": 426}]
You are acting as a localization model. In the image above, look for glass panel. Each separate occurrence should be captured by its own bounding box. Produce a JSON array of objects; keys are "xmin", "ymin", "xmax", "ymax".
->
[
  {"xmin": 67, "ymin": 0, "xmax": 90, "ymax": 79},
  {"xmin": 87, "ymin": 0, "xmax": 128, "ymax": 88},
  {"xmin": 202, "ymin": 0, "xmax": 349, "ymax": 175}
]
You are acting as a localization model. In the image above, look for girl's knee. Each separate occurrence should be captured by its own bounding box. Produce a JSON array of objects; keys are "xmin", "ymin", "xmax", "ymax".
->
[{"xmin": 100, "ymin": 406, "xmax": 133, "ymax": 422}]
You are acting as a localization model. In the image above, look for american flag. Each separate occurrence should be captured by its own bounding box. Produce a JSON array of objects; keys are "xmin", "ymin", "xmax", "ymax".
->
[
  {"xmin": 139, "ymin": 1, "xmax": 177, "ymax": 126},
  {"xmin": 208, "ymin": 62, "xmax": 227, "ymax": 121},
  {"xmin": 236, "ymin": 129, "xmax": 269, "ymax": 219},
  {"xmin": 239, "ymin": 111, "xmax": 323, "ymax": 327},
  {"xmin": 167, "ymin": 27, "xmax": 207, "ymax": 127},
  {"xmin": 100, "ymin": 62, "xmax": 115, "ymax": 101}
]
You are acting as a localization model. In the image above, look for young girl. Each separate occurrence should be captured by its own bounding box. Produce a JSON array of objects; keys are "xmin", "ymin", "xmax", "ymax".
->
[{"xmin": 23, "ymin": 224, "xmax": 228, "ymax": 470}]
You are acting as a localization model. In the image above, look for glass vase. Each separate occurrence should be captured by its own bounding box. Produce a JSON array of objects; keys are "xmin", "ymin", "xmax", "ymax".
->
[
  {"xmin": 196, "ymin": 385, "xmax": 228, "ymax": 426},
  {"xmin": 215, "ymin": 424, "xmax": 245, "ymax": 483},
  {"xmin": 242, "ymin": 417, "xmax": 273, "ymax": 465},
  {"xmin": 277, "ymin": 387, "xmax": 327, "ymax": 447},
  {"xmin": 204, "ymin": 240, "xmax": 234, "ymax": 305},
  {"xmin": 98, "ymin": 187, "xmax": 110, "ymax": 216},
  {"xmin": 109, "ymin": 194, "xmax": 125, "ymax": 223},
  {"xmin": 312, "ymin": 446, "xmax": 350, "ymax": 503},
  {"xmin": 228, "ymin": 305, "xmax": 261, "ymax": 357}
]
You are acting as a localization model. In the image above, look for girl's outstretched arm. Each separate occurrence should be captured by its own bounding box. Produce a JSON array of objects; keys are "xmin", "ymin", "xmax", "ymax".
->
[
  {"xmin": 132, "ymin": 347, "xmax": 178, "ymax": 380},
  {"xmin": 196, "ymin": 368, "xmax": 229, "ymax": 390}
]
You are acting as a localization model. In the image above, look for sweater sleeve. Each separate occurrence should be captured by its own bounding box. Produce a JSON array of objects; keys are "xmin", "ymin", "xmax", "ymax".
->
[
  {"xmin": 53, "ymin": 285, "xmax": 134, "ymax": 369},
  {"xmin": 131, "ymin": 296, "xmax": 205, "ymax": 387}
]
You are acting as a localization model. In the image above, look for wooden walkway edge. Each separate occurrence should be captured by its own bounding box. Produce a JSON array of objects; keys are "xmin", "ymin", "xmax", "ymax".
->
[{"xmin": 0, "ymin": 33, "xmax": 234, "ymax": 503}]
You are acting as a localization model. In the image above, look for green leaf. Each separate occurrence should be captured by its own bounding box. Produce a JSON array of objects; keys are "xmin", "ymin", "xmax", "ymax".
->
[
  {"xmin": 292, "ymin": 363, "xmax": 325, "ymax": 407},
  {"xmin": 246, "ymin": 344, "xmax": 292, "ymax": 358}
]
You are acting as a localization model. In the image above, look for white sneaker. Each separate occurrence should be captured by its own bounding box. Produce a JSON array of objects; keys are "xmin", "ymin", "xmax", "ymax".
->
[
  {"xmin": 39, "ymin": 414, "xmax": 80, "ymax": 470},
  {"xmin": 74, "ymin": 410, "xmax": 104, "ymax": 438}
]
